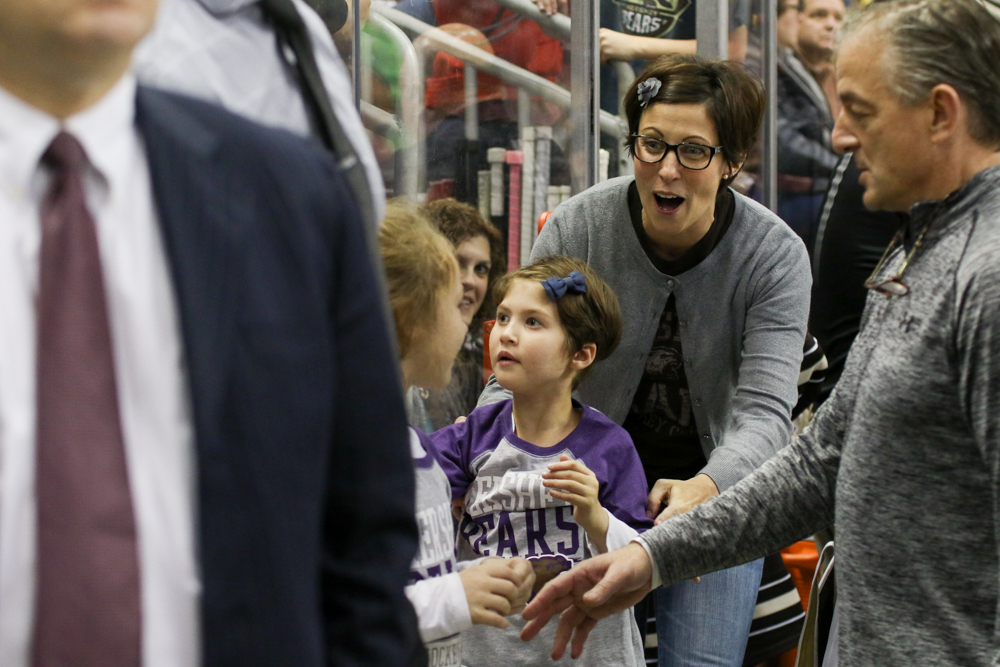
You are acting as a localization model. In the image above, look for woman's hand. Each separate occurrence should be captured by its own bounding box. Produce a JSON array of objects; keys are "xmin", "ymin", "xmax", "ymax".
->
[
  {"xmin": 646, "ymin": 474, "xmax": 719, "ymax": 525},
  {"xmin": 460, "ymin": 557, "xmax": 536, "ymax": 628},
  {"xmin": 543, "ymin": 455, "xmax": 609, "ymax": 552}
]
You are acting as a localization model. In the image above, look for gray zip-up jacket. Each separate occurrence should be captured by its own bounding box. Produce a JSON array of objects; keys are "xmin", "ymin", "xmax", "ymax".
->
[
  {"xmin": 480, "ymin": 177, "xmax": 812, "ymax": 493},
  {"xmin": 640, "ymin": 164, "xmax": 1000, "ymax": 665}
]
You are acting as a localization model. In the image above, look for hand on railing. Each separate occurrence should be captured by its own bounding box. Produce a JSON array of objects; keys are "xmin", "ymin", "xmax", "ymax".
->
[{"xmin": 532, "ymin": 0, "xmax": 569, "ymax": 17}]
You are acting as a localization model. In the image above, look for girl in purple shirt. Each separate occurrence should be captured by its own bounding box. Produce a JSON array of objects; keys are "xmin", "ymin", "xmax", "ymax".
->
[{"xmin": 431, "ymin": 256, "xmax": 652, "ymax": 667}]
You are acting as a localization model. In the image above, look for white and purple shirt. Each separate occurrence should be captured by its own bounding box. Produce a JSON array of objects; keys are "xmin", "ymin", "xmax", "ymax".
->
[
  {"xmin": 405, "ymin": 427, "xmax": 469, "ymax": 667},
  {"xmin": 430, "ymin": 399, "xmax": 651, "ymax": 666}
]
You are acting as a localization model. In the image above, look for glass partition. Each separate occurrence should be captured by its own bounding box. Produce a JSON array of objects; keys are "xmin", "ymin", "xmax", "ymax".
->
[{"xmin": 333, "ymin": 0, "xmax": 778, "ymax": 262}]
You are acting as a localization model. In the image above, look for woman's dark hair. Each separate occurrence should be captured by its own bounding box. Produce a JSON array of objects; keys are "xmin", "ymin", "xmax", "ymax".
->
[
  {"xmin": 623, "ymin": 54, "xmax": 766, "ymax": 172},
  {"xmin": 421, "ymin": 198, "xmax": 506, "ymax": 327}
]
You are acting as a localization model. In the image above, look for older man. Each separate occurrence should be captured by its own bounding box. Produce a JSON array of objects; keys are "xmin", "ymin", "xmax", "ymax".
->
[
  {"xmin": 0, "ymin": 0, "xmax": 421, "ymax": 665},
  {"xmin": 521, "ymin": 1, "xmax": 1000, "ymax": 664}
]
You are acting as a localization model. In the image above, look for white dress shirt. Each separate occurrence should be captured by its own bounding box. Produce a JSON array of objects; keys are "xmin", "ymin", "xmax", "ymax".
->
[
  {"xmin": 0, "ymin": 75, "xmax": 200, "ymax": 667},
  {"xmin": 134, "ymin": 0, "xmax": 387, "ymax": 224}
]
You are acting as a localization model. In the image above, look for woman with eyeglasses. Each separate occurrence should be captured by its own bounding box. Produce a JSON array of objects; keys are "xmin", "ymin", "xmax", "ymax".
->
[{"xmin": 480, "ymin": 54, "xmax": 811, "ymax": 666}]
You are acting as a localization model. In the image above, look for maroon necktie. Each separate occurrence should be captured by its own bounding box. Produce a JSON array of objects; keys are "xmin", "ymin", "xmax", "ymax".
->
[{"xmin": 32, "ymin": 132, "xmax": 142, "ymax": 667}]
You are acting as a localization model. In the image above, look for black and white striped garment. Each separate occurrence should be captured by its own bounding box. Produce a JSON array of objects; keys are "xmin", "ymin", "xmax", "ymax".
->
[
  {"xmin": 982, "ymin": 0, "xmax": 1000, "ymax": 21},
  {"xmin": 741, "ymin": 553, "xmax": 806, "ymax": 666},
  {"xmin": 794, "ymin": 333, "xmax": 828, "ymax": 420},
  {"xmin": 740, "ymin": 335, "xmax": 826, "ymax": 665}
]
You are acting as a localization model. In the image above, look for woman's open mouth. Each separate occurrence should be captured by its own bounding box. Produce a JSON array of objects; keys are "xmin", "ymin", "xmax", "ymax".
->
[{"xmin": 654, "ymin": 193, "xmax": 685, "ymax": 215}]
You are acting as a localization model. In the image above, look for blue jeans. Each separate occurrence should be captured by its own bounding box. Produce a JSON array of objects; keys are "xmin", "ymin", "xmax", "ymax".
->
[{"xmin": 656, "ymin": 558, "xmax": 764, "ymax": 667}]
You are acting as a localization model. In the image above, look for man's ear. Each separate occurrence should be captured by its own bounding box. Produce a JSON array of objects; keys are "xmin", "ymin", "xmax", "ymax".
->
[
  {"xmin": 570, "ymin": 343, "xmax": 597, "ymax": 371},
  {"xmin": 928, "ymin": 83, "xmax": 962, "ymax": 144}
]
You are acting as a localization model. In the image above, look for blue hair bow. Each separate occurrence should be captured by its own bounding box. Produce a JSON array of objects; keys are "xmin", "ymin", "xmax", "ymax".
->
[{"xmin": 542, "ymin": 270, "xmax": 588, "ymax": 301}]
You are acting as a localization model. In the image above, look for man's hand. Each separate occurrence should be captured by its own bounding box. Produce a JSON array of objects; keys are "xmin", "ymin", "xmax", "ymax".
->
[
  {"xmin": 520, "ymin": 543, "xmax": 653, "ymax": 659},
  {"xmin": 460, "ymin": 557, "xmax": 535, "ymax": 628},
  {"xmin": 533, "ymin": 0, "xmax": 569, "ymax": 16},
  {"xmin": 543, "ymin": 455, "xmax": 609, "ymax": 552},
  {"xmin": 647, "ymin": 474, "xmax": 719, "ymax": 525}
]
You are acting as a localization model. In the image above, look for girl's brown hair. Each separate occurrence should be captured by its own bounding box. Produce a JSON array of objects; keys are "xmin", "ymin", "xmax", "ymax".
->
[
  {"xmin": 492, "ymin": 256, "xmax": 622, "ymax": 389},
  {"xmin": 379, "ymin": 200, "xmax": 459, "ymax": 358},
  {"xmin": 420, "ymin": 198, "xmax": 506, "ymax": 326}
]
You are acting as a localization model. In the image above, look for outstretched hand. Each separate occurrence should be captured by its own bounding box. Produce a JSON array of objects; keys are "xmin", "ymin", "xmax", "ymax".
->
[{"xmin": 520, "ymin": 543, "xmax": 653, "ymax": 659}]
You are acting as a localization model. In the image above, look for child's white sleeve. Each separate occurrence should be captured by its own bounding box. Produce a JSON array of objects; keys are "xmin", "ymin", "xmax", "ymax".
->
[
  {"xmin": 404, "ymin": 573, "xmax": 473, "ymax": 643},
  {"xmin": 586, "ymin": 508, "xmax": 639, "ymax": 555}
]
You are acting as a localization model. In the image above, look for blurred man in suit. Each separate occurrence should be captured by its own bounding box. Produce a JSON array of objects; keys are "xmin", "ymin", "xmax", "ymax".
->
[{"xmin": 0, "ymin": 0, "xmax": 420, "ymax": 665}]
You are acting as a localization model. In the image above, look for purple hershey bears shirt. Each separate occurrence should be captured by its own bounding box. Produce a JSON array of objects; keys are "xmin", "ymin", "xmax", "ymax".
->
[{"xmin": 429, "ymin": 399, "xmax": 651, "ymax": 667}]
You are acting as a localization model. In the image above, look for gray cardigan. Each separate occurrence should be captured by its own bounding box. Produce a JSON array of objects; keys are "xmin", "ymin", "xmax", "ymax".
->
[{"xmin": 480, "ymin": 176, "xmax": 811, "ymax": 492}]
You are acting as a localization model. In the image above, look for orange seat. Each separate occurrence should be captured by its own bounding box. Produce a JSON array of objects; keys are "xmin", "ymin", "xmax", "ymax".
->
[
  {"xmin": 780, "ymin": 540, "xmax": 820, "ymax": 610},
  {"xmin": 482, "ymin": 320, "xmax": 496, "ymax": 385},
  {"xmin": 537, "ymin": 211, "xmax": 551, "ymax": 235}
]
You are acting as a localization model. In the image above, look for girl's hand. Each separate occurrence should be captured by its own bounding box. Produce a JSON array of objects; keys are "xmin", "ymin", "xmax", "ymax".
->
[
  {"xmin": 542, "ymin": 455, "xmax": 609, "ymax": 552},
  {"xmin": 505, "ymin": 557, "xmax": 536, "ymax": 614},
  {"xmin": 459, "ymin": 557, "xmax": 534, "ymax": 628}
]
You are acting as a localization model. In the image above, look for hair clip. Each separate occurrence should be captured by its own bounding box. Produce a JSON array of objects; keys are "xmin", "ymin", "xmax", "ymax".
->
[
  {"xmin": 542, "ymin": 270, "xmax": 588, "ymax": 301},
  {"xmin": 637, "ymin": 78, "xmax": 662, "ymax": 107}
]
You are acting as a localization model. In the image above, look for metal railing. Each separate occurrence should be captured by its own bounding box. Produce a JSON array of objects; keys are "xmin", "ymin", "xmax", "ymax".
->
[
  {"xmin": 364, "ymin": 12, "xmax": 421, "ymax": 198},
  {"xmin": 371, "ymin": 6, "xmax": 628, "ymax": 136}
]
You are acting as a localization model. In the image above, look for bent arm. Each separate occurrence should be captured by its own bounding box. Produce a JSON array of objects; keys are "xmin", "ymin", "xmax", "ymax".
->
[
  {"xmin": 777, "ymin": 116, "xmax": 839, "ymax": 179},
  {"xmin": 405, "ymin": 575, "xmax": 473, "ymax": 643},
  {"xmin": 700, "ymin": 232, "xmax": 812, "ymax": 493},
  {"xmin": 642, "ymin": 410, "xmax": 840, "ymax": 586},
  {"xmin": 600, "ymin": 26, "xmax": 747, "ymax": 63}
]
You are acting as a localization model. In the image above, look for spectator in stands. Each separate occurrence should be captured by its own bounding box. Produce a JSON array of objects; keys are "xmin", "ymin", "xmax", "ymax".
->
[
  {"xmin": 520, "ymin": 4, "xmax": 1000, "ymax": 666},
  {"xmin": 409, "ymin": 198, "xmax": 506, "ymax": 432},
  {"xmin": 795, "ymin": 0, "xmax": 845, "ymax": 116},
  {"xmin": 396, "ymin": 0, "xmax": 566, "ymax": 189},
  {"xmin": 776, "ymin": 0, "xmax": 839, "ymax": 248},
  {"xmin": 598, "ymin": 0, "xmax": 750, "ymax": 64}
]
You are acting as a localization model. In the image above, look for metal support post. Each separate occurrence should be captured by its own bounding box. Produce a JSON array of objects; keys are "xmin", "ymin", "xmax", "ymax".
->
[
  {"xmin": 352, "ymin": 0, "xmax": 361, "ymax": 110},
  {"xmin": 696, "ymin": 0, "xmax": 729, "ymax": 59},
  {"xmin": 761, "ymin": 0, "xmax": 778, "ymax": 212},
  {"xmin": 569, "ymin": 0, "xmax": 600, "ymax": 195}
]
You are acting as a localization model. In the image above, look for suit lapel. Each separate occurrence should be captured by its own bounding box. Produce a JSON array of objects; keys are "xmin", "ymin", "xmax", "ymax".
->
[{"xmin": 134, "ymin": 87, "xmax": 244, "ymax": 459}]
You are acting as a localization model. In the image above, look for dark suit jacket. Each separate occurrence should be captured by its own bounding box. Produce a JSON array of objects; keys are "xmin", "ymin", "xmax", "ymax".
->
[{"xmin": 134, "ymin": 87, "xmax": 420, "ymax": 666}]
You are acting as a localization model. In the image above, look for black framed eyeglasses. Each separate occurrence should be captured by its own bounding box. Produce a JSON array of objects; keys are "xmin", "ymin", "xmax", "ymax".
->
[{"xmin": 629, "ymin": 134, "xmax": 724, "ymax": 170}]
